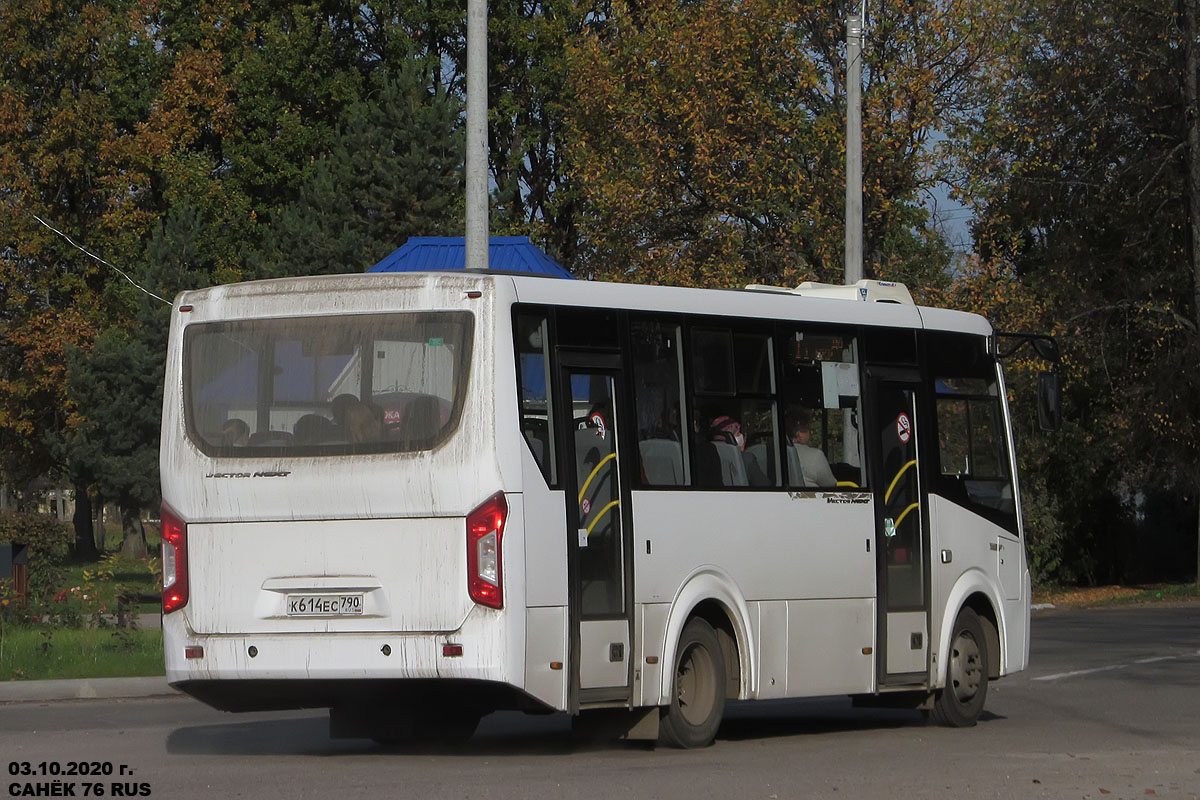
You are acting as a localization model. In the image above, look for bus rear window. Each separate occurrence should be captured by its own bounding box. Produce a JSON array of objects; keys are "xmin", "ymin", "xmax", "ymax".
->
[{"xmin": 184, "ymin": 312, "xmax": 474, "ymax": 456}]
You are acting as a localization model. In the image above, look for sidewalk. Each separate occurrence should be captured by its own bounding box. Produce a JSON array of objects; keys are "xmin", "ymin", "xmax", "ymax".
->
[
  {"xmin": 0, "ymin": 613, "xmax": 175, "ymax": 704},
  {"xmin": 0, "ymin": 675, "xmax": 176, "ymax": 703}
]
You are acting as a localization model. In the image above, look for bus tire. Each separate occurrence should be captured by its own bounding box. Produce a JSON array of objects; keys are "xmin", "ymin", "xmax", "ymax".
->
[
  {"xmin": 658, "ymin": 618, "xmax": 726, "ymax": 748},
  {"xmin": 930, "ymin": 607, "xmax": 988, "ymax": 727}
]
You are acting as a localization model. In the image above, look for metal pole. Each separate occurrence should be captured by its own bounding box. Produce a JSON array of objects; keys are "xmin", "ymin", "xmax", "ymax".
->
[
  {"xmin": 845, "ymin": 13, "xmax": 863, "ymax": 285},
  {"xmin": 465, "ymin": 0, "xmax": 489, "ymax": 270}
]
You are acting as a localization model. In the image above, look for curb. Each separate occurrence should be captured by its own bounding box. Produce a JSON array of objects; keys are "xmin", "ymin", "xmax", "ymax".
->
[{"xmin": 0, "ymin": 676, "xmax": 177, "ymax": 704}]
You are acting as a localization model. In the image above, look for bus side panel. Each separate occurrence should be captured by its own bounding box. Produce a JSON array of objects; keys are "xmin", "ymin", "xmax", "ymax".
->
[
  {"xmin": 786, "ymin": 598, "xmax": 876, "ymax": 696},
  {"xmin": 491, "ymin": 283, "xmax": 525, "ymax": 497},
  {"xmin": 524, "ymin": 605, "xmax": 568, "ymax": 710},
  {"xmin": 509, "ymin": 338, "xmax": 569, "ymax": 707},
  {"xmin": 635, "ymin": 492, "xmax": 875, "ymax": 701},
  {"xmin": 757, "ymin": 601, "xmax": 788, "ymax": 698},
  {"xmin": 632, "ymin": 492, "xmax": 875, "ymax": 603},
  {"xmin": 638, "ymin": 603, "xmax": 669, "ymax": 707},
  {"xmin": 519, "ymin": 446, "xmax": 568, "ymax": 609},
  {"xmin": 928, "ymin": 496, "xmax": 1014, "ymax": 679}
]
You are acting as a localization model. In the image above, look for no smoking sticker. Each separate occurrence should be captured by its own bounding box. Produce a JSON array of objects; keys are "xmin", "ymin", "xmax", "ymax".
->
[{"xmin": 896, "ymin": 413, "xmax": 912, "ymax": 443}]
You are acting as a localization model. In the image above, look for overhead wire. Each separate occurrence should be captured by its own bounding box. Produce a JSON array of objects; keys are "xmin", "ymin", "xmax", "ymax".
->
[{"xmin": 30, "ymin": 212, "xmax": 171, "ymax": 305}]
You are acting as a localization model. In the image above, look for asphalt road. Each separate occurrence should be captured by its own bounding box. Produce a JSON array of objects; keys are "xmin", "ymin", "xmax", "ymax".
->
[{"xmin": 3, "ymin": 605, "xmax": 1198, "ymax": 800}]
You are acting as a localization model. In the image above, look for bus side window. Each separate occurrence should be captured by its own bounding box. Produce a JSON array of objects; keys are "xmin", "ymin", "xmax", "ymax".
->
[
  {"xmin": 690, "ymin": 327, "xmax": 779, "ymax": 489},
  {"xmin": 927, "ymin": 331, "xmax": 1017, "ymax": 530},
  {"xmin": 515, "ymin": 311, "xmax": 556, "ymax": 484},
  {"xmin": 780, "ymin": 327, "xmax": 864, "ymax": 490},
  {"xmin": 631, "ymin": 319, "xmax": 688, "ymax": 486}
]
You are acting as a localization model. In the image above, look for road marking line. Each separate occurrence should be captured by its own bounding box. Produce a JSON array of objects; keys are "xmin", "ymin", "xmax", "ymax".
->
[
  {"xmin": 1034, "ymin": 664, "xmax": 1128, "ymax": 681},
  {"xmin": 1034, "ymin": 650, "xmax": 1200, "ymax": 681}
]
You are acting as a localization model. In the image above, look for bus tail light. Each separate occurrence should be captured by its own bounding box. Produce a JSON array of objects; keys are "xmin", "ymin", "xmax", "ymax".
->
[
  {"xmin": 466, "ymin": 492, "xmax": 507, "ymax": 609},
  {"xmin": 161, "ymin": 504, "xmax": 189, "ymax": 614}
]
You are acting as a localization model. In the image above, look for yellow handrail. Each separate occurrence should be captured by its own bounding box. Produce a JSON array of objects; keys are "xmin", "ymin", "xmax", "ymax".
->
[
  {"xmin": 578, "ymin": 451, "xmax": 617, "ymax": 503},
  {"xmin": 586, "ymin": 500, "xmax": 621, "ymax": 536},
  {"xmin": 894, "ymin": 501, "xmax": 920, "ymax": 530},
  {"xmin": 884, "ymin": 459, "xmax": 917, "ymax": 504}
]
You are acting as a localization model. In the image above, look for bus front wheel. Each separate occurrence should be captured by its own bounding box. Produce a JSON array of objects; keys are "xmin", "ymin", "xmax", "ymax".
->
[
  {"xmin": 658, "ymin": 618, "xmax": 726, "ymax": 748},
  {"xmin": 930, "ymin": 607, "xmax": 988, "ymax": 727}
]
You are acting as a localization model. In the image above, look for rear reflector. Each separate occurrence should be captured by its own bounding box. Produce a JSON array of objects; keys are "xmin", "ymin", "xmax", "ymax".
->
[
  {"xmin": 442, "ymin": 644, "xmax": 464, "ymax": 657},
  {"xmin": 185, "ymin": 646, "xmax": 204, "ymax": 659}
]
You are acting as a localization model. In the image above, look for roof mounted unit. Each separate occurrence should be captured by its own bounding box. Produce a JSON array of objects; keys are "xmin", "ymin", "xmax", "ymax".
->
[{"xmin": 744, "ymin": 279, "xmax": 913, "ymax": 305}]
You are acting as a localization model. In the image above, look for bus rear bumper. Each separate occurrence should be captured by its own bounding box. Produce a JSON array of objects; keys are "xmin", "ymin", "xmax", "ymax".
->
[
  {"xmin": 165, "ymin": 630, "xmax": 503, "ymax": 681},
  {"xmin": 163, "ymin": 611, "xmax": 527, "ymax": 711}
]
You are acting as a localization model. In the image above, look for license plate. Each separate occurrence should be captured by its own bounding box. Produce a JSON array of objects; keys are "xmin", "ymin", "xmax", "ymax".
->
[{"xmin": 286, "ymin": 594, "xmax": 364, "ymax": 616}]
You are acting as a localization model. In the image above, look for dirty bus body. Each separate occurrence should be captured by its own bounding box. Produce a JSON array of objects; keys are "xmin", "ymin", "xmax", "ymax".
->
[{"xmin": 161, "ymin": 272, "xmax": 1032, "ymax": 746}]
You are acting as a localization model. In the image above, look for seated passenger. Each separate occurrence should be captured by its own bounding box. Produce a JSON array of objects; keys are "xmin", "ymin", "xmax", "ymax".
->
[
  {"xmin": 330, "ymin": 393, "xmax": 359, "ymax": 428},
  {"xmin": 791, "ymin": 415, "xmax": 837, "ymax": 488},
  {"xmin": 217, "ymin": 418, "xmax": 249, "ymax": 447},
  {"xmin": 294, "ymin": 413, "xmax": 337, "ymax": 444},
  {"xmin": 710, "ymin": 415, "xmax": 769, "ymax": 486},
  {"xmin": 345, "ymin": 400, "xmax": 384, "ymax": 443},
  {"xmin": 397, "ymin": 394, "xmax": 443, "ymax": 446}
]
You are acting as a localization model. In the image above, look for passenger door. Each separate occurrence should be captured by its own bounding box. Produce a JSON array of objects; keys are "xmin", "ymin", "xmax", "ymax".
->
[
  {"xmin": 866, "ymin": 368, "xmax": 931, "ymax": 684},
  {"xmin": 556, "ymin": 354, "xmax": 634, "ymax": 706}
]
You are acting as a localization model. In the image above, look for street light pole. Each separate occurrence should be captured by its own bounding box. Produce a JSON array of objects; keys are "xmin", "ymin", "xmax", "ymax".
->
[
  {"xmin": 465, "ymin": 0, "xmax": 489, "ymax": 270},
  {"xmin": 845, "ymin": 11, "xmax": 864, "ymax": 285}
]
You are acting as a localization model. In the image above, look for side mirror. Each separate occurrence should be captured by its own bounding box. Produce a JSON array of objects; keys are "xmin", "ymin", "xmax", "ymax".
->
[
  {"xmin": 1032, "ymin": 337, "xmax": 1060, "ymax": 363},
  {"xmin": 1037, "ymin": 371, "xmax": 1062, "ymax": 432}
]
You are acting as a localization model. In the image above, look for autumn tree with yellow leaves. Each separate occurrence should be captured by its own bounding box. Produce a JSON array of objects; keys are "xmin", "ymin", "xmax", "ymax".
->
[{"xmin": 563, "ymin": 0, "xmax": 996, "ymax": 289}]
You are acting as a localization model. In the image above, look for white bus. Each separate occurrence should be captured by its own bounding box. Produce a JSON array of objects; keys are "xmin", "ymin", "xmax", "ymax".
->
[{"xmin": 160, "ymin": 272, "xmax": 1055, "ymax": 747}]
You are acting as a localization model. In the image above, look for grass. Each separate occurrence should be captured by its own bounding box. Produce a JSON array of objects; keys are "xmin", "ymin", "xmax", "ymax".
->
[
  {"xmin": 1034, "ymin": 582, "xmax": 1200, "ymax": 608},
  {"xmin": 59, "ymin": 552, "xmax": 162, "ymax": 615},
  {"xmin": 0, "ymin": 626, "xmax": 164, "ymax": 681}
]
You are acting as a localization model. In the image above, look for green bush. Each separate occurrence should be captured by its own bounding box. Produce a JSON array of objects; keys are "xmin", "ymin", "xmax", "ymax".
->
[{"xmin": 0, "ymin": 511, "xmax": 73, "ymax": 603}]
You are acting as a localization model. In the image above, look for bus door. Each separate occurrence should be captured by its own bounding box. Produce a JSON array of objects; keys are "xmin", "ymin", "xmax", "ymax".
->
[
  {"xmin": 865, "ymin": 368, "xmax": 931, "ymax": 685},
  {"xmin": 556, "ymin": 354, "xmax": 633, "ymax": 706}
]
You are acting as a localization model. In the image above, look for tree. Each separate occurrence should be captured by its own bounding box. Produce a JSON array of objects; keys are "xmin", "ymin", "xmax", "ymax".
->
[
  {"xmin": 63, "ymin": 328, "xmax": 164, "ymax": 558},
  {"xmin": 254, "ymin": 62, "xmax": 464, "ymax": 276},
  {"xmin": 951, "ymin": 0, "xmax": 1199, "ymax": 583},
  {"xmin": 0, "ymin": 309, "xmax": 98, "ymax": 556},
  {"xmin": 0, "ymin": 0, "xmax": 161, "ymax": 554},
  {"xmin": 483, "ymin": 0, "xmax": 588, "ymax": 265},
  {"xmin": 563, "ymin": 0, "xmax": 996, "ymax": 288}
]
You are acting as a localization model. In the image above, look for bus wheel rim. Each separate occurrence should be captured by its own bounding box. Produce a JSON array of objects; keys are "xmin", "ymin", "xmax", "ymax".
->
[
  {"xmin": 677, "ymin": 641, "xmax": 717, "ymax": 726},
  {"xmin": 949, "ymin": 631, "xmax": 982, "ymax": 703}
]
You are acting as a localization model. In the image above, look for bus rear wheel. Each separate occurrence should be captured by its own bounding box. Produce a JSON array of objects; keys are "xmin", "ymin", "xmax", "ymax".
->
[
  {"xmin": 658, "ymin": 618, "xmax": 726, "ymax": 748},
  {"xmin": 930, "ymin": 607, "xmax": 988, "ymax": 727}
]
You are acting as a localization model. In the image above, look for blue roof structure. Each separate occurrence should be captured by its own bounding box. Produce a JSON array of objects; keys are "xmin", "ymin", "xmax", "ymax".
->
[{"xmin": 368, "ymin": 236, "xmax": 574, "ymax": 279}]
